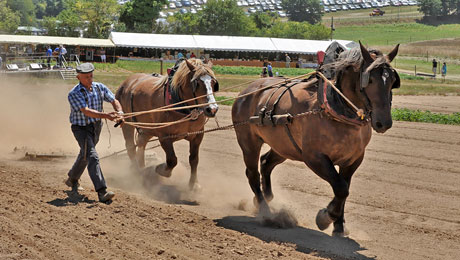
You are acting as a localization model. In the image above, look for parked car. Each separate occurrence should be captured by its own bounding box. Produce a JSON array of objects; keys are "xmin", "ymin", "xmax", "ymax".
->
[{"xmin": 369, "ymin": 8, "xmax": 385, "ymax": 16}]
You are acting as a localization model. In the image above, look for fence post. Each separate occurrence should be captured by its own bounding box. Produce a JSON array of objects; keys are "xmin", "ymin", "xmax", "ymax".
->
[{"xmin": 160, "ymin": 59, "xmax": 163, "ymax": 75}]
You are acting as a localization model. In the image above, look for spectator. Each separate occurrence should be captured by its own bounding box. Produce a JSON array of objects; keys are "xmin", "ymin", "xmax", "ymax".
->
[
  {"xmin": 177, "ymin": 51, "xmax": 184, "ymax": 59},
  {"xmin": 285, "ymin": 53, "xmax": 291, "ymax": 68},
  {"xmin": 267, "ymin": 62, "xmax": 273, "ymax": 77},
  {"xmin": 54, "ymin": 45, "xmax": 63, "ymax": 67},
  {"xmin": 261, "ymin": 66, "xmax": 268, "ymax": 77},
  {"xmin": 191, "ymin": 52, "xmax": 196, "ymax": 58},
  {"xmin": 432, "ymin": 58, "xmax": 437, "ymax": 77},
  {"xmin": 46, "ymin": 46, "xmax": 52, "ymax": 69},
  {"xmin": 441, "ymin": 62, "xmax": 447, "ymax": 81},
  {"xmin": 186, "ymin": 52, "xmax": 191, "ymax": 59},
  {"xmin": 100, "ymin": 48, "xmax": 106, "ymax": 63}
]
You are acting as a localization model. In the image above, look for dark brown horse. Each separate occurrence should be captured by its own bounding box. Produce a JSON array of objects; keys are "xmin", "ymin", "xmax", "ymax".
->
[
  {"xmin": 231, "ymin": 42, "xmax": 400, "ymax": 236},
  {"xmin": 116, "ymin": 58, "xmax": 219, "ymax": 190}
]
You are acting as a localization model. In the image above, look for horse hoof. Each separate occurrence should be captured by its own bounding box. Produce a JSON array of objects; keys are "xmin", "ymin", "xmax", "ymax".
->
[
  {"xmin": 257, "ymin": 201, "xmax": 271, "ymax": 217},
  {"xmin": 316, "ymin": 208, "xmax": 333, "ymax": 231},
  {"xmin": 264, "ymin": 192, "xmax": 274, "ymax": 202},
  {"xmin": 155, "ymin": 164, "xmax": 172, "ymax": 177},
  {"xmin": 332, "ymin": 226, "xmax": 350, "ymax": 237},
  {"xmin": 189, "ymin": 182, "xmax": 202, "ymax": 192}
]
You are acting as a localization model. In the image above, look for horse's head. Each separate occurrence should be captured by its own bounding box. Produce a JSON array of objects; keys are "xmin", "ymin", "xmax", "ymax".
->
[
  {"xmin": 172, "ymin": 58, "xmax": 219, "ymax": 117},
  {"xmin": 359, "ymin": 42, "xmax": 400, "ymax": 133}
]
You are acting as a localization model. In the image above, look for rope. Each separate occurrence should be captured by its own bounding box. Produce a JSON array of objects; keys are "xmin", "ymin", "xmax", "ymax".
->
[
  {"xmin": 315, "ymin": 72, "xmax": 365, "ymax": 119},
  {"xmin": 102, "ymin": 71, "xmax": 365, "ymax": 159},
  {"xmin": 120, "ymin": 72, "xmax": 317, "ymax": 119},
  {"xmin": 100, "ymin": 120, "xmax": 248, "ymax": 160}
]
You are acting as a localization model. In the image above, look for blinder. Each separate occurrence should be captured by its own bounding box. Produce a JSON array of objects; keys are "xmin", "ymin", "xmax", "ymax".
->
[
  {"xmin": 360, "ymin": 66, "xmax": 399, "ymax": 90},
  {"xmin": 213, "ymin": 80, "xmax": 219, "ymax": 92},
  {"xmin": 392, "ymin": 69, "xmax": 400, "ymax": 89},
  {"xmin": 192, "ymin": 80, "xmax": 198, "ymax": 93}
]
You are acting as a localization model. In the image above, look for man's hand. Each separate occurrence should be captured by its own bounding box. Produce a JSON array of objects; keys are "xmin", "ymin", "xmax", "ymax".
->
[{"xmin": 106, "ymin": 111, "xmax": 120, "ymax": 121}]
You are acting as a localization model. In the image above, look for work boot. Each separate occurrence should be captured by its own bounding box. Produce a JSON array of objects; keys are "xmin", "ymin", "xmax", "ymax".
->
[
  {"xmin": 98, "ymin": 189, "xmax": 115, "ymax": 203},
  {"xmin": 65, "ymin": 178, "xmax": 84, "ymax": 191}
]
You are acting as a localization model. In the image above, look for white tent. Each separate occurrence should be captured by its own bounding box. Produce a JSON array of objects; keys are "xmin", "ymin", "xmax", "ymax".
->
[
  {"xmin": 0, "ymin": 34, "xmax": 114, "ymax": 47},
  {"xmin": 109, "ymin": 32, "xmax": 356, "ymax": 54}
]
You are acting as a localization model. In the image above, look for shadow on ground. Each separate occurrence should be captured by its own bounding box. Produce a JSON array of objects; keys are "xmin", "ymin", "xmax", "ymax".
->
[{"xmin": 216, "ymin": 215, "xmax": 375, "ymax": 260}]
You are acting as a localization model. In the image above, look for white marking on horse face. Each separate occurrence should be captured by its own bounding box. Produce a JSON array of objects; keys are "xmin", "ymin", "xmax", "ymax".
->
[
  {"xmin": 200, "ymin": 75, "xmax": 218, "ymax": 110},
  {"xmin": 382, "ymin": 70, "xmax": 389, "ymax": 86}
]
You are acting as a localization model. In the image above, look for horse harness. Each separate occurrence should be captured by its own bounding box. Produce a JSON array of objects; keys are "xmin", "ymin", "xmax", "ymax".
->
[
  {"xmin": 248, "ymin": 80, "xmax": 310, "ymax": 154},
  {"xmin": 247, "ymin": 71, "xmax": 375, "ymax": 154},
  {"xmin": 128, "ymin": 60, "xmax": 202, "ymax": 133}
]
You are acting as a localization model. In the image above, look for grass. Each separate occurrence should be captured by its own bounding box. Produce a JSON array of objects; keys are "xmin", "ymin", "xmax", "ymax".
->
[{"xmin": 332, "ymin": 23, "xmax": 460, "ymax": 46}]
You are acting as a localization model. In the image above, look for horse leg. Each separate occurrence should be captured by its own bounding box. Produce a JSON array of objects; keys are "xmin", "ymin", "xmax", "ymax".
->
[
  {"xmin": 260, "ymin": 149, "xmax": 286, "ymax": 202},
  {"xmin": 236, "ymin": 131, "xmax": 267, "ymax": 213},
  {"xmin": 135, "ymin": 133, "xmax": 151, "ymax": 169},
  {"xmin": 187, "ymin": 133, "xmax": 204, "ymax": 191},
  {"xmin": 332, "ymin": 154, "xmax": 364, "ymax": 236},
  {"xmin": 155, "ymin": 139, "xmax": 177, "ymax": 178},
  {"xmin": 121, "ymin": 124, "xmax": 138, "ymax": 171},
  {"xmin": 303, "ymin": 153, "xmax": 351, "ymax": 234}
]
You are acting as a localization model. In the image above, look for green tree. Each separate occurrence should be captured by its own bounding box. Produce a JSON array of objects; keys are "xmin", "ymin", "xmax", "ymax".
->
[
  {"xmin": 34, "ymin": 0, "xmax": 65, "ymax": 18},
  {"xmin": 0, "ymin": 0, "xmax": 20, "ymax": 33},
  {"xmin": 76, "ymin": 0, "xmax": 120, "ymax": 38},
  {"xmin": 250, "ymin": 11, "xmax": 278, "ymax": 30},
  {"xmin": 40, "ymin": 16, "xmax": 59, "ymax": 35},
  {"xmin": 119, "ymin": 0, "xmax": 167, "ymax": 33},
  {"xmin": 199, "ymin": 0, "xmax": 255, "ymax": 35},
  {"xmin": 166, "ymin": 13, "xmax": 201, "ymax": 34},
  {"xmin": 281, "ymin": 0, "xmax": 322, "ymax": 24},
  {"xmin": 418, "ymin": 0, "xmax": 442, "ymax": 16},
  {"xmin": 56, "ymin": 8, "xmax": 81, "ymax": 37},
  {"xmin": 6, "ymin": 0, "xmax": 36, "ymax": 26},
  {"xmin": 266, "ymin": 20, "xmax": 329, "ymax": 39}
]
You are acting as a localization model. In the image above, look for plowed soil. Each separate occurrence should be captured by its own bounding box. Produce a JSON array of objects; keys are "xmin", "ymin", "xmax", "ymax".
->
[{"xmin": 1, "ymin": 79, "xmax": 459, "ymax": 260}]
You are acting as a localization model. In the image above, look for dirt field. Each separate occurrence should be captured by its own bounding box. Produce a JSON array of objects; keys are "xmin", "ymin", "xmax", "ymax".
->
[{"xmin": 1, "ymin": 78, "xmax": 459, "ymax": 260}]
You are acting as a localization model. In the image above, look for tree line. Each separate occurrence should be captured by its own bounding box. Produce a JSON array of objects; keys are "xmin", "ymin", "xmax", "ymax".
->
[{"xmin": 0, "ymin": 0, "xmax": 329, "ymax": 40}]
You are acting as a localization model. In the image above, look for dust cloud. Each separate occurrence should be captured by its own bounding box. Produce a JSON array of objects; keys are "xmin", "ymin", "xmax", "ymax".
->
[{"xmin": 0, "ymin": 76, "xmax": 76, "ymax": 156}]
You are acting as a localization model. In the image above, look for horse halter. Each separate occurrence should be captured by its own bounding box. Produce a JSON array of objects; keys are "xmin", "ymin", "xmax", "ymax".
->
[{"xmin": 358, "ymin": 63, "xmax": 399, "ymax": 114}]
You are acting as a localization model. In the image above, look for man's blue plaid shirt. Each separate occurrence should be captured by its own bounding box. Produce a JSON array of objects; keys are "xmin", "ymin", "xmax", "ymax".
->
[{"xmin": 68, "ymin": 82, "xmax": 115, "ymax": 126}]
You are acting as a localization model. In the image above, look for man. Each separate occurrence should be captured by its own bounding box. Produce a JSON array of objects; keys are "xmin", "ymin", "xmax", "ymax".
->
[
  {"xmin": 46, "ymin": 46, "xmax": 52, "ymax": 69},
  {"xmin": 285, "ymin": 53, "xmax": 291, "ymax": 68},
  {"xmin": 66, "ymin": 63, "xmax": 123, "ymax": 203},
  {"xmin": 432, "ymin": 58, "xmax": 437, "ymax": 76}
]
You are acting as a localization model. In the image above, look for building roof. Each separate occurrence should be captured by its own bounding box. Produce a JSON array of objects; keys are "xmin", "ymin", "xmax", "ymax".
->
[
  {"xmin": 0, "ymin": 34, "xmax": 114, "ymax": 47},
  {"xmin": 110, "ymin": 32, "xmax": 356, "ymax": 55}
]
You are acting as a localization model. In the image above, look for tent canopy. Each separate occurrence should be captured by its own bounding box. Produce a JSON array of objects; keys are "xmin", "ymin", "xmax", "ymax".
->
[
  {"xmin": 0, "ymin": 34, "xmax": 114, "ymax": 47},
  {"xmin": 110, "ymin": 32, "xmax": 356, "ymax": 55}
]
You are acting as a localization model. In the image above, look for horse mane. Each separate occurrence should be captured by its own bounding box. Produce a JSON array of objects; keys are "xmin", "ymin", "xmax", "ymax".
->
[
  {"xmin": 171, "ymin": 58, "xmax": 216, "ymax": 91},
  {"xmin": 325, "ymin": 47, "xmax": 388, "ymax": 83}
]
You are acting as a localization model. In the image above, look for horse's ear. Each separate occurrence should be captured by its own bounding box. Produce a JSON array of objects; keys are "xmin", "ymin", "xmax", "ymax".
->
[
  {"xmin": 359, "ymin": 41, "xmax": 373, "ymax": 64},
  {"xmin": 387, "ymin": 44, "xmax": 400, "ymax": 63},
  {"xmin": 185, "ymin": 59, "xmax": 196, "ymax": 73}
]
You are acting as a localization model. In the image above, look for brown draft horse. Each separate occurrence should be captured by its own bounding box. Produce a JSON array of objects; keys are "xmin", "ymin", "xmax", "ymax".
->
[
  {"xmin": 116, "ymin": 58, "xmax": 219, "ymax": 190},
  {"xmin": 232, "ymin": 42, "xmax": 400, "ymax": 236}
]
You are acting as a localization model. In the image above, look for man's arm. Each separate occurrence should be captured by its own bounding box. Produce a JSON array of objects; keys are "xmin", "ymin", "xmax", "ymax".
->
[
  {"xmin": 110, "ymin": 99, "xmax": 123, "ymax": 114},
  {"xmin": 80, "ymin": 107, "xmax": 119, "ymax": 121}
]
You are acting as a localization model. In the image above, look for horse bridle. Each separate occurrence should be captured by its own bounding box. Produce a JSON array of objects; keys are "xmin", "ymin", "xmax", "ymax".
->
[{"xmin": 358, "ymin": 63, "xmax": 399, "ymax": 115}]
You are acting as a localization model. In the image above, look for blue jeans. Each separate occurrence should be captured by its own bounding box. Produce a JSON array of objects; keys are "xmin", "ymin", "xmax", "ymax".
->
[{"xmin": 68, "ymin": 121, "xmax": 106, "ymax": 192}]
